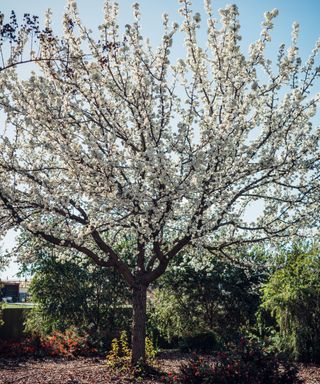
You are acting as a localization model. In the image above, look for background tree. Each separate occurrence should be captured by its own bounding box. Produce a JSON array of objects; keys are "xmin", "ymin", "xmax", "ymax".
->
[
  {"xmin": 149, "ymin": 249, "xmax": 268, "ymax": 349},
  {"xmin": 13, "ymin": 230, "xmax": 132, "ymax": 347},
  {"xmin": 0, "ymin": 0, "xmax": 319, "ymax": 363},
  {"xmin": 24, "ymin": 252, "xmax": 131, "ymax": 349},
  {"xmin": 261, "ymin": 242, "xmax": 320, "ymax": 363}
]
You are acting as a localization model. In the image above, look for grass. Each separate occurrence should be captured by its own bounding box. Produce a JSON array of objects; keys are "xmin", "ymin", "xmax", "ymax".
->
[{"xmin": 2, "ymin": 303, "xmax": 34, "ymax": 309}]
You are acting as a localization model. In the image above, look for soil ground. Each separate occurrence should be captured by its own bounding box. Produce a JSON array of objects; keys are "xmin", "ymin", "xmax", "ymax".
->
[{"xmin": 0, "ymin": 352, "xmax": 319, "ymax": 383}]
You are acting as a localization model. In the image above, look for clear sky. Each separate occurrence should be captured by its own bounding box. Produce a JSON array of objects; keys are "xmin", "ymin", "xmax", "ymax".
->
[
  {"xmin": 0, "ymin": 0, "xmax": 319, "ymax": 59},
  {"xmin": 1, "ymin": 0, "xmax": 320, "ymax": 279}
]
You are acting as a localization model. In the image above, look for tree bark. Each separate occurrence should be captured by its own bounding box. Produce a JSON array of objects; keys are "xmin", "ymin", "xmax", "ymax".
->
[{"xmin": 131, "ymin": 283, "xmax": 147, "ymax": 365}]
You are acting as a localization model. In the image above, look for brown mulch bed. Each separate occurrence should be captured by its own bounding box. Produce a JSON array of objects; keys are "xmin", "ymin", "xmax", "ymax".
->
[
  {"xmin": 298, "ymin": 364, "xmax": 320, "ymax": 384},
  {"xmin": 0, "ymin": 353, "xmax": 319, "ymax": 384},
  {"xmin": 0, "ymin": 353, "xmax": 183, "ymax": 384}
]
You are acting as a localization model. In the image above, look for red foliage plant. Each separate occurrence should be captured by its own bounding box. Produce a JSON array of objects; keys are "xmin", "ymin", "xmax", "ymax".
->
[
  {"xmin": 162, "ymin": 339, "xmax": 303, "ymax": 384},
  {"xmin": 0, "ymin": 328, "xmax": 96, "ymax": 358}
]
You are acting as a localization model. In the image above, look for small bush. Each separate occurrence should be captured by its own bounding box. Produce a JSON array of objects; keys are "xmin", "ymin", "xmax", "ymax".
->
[
  {"xmin": 106, "ymin": 330, "xmax": 159, "ymax": 374},
  {"xmin": 163, "ymin": 355, "xmax": 213, "ymax": 384},
  {"xmin": 40, "ymin": 328, "xmax": 95, "ymax": 357},
  {"xmin": 163, "ymin": 339, "xmax": 302, "ymax": 384},
  {"xmin": 106, "ymin": 330, "xmax": 132, "ymax": 371}
]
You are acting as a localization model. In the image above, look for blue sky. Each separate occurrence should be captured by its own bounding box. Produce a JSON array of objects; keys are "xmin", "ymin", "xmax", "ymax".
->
[
  {"xmin": 0, "ymin": 0, "xmax": 320, "ymax": 58},
  {"xmin": 1, "ymin": 0, "xmax": 320, "ymax": 279}
]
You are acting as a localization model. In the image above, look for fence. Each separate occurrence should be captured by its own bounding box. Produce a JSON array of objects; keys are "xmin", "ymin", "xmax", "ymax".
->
[{"xmin": 0, "ymin": 308, "xmax": 31, "ymax": 340}]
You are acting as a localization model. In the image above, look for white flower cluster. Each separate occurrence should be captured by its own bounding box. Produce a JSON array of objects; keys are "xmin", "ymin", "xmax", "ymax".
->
[{"xmin": 0, "ymin": 0, "xmax": 319, "ymax": 285}]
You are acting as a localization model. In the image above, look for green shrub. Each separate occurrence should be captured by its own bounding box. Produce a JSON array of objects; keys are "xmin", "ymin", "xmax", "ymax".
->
[
  {"xmin": 149, "ymin": 249, "xmax": 267, "ymax": 346},
  {"xmin": 178, "ymin": 331, "xmax": 221, "ymax": 353},
  {"xmin": 24, "ymin": 255, "xmax": 131, "ymax": 351},
  {"xmin": 106, "ymin": 330, "xmax": 132, "ymax": 370},
  {"xmin": 106, "ymin": 330, "xmax": 158, "ymax": 375}
]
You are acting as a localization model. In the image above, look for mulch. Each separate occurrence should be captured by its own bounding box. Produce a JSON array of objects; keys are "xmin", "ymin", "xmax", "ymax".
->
[
  {"xmin": 0, "ymin": 353, "xmax": 319, "ymax": 384},
  {"xmin": 298, "ymin": 364, "xmax": 320, "ymax": 384},
  {"xmin": 0, "ymin": 357, "xmax": 126, "ymax": 384}
]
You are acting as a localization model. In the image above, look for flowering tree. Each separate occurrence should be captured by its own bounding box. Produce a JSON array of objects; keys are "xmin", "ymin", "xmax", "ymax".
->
[{"xmin": 0, "ymin": 0, "xmax": 319, "ymax": 363}]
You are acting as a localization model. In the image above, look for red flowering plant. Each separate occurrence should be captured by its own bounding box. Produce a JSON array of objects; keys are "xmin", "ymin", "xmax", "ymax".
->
[
  {"xmin": 161, "ymin": 371, "xmax": 181, "ymax": 384},
  {"xmin": 40, "ymin": 328, "xmax": 96, "ymax": 357},
  {"xmin": 0, "ymin": 328, "xmax": 96, "ymax": 358}
]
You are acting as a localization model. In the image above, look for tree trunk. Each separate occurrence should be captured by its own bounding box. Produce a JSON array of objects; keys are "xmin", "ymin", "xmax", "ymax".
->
[{"xmin": 131, "ymin": 283, "xmax": 147, "ymax": 365}]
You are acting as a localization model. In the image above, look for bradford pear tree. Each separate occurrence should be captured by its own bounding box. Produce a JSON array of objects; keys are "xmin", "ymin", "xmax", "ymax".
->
[{"xmin": 0, "ymin": 0, "xmax": 319, "ymax": 363}]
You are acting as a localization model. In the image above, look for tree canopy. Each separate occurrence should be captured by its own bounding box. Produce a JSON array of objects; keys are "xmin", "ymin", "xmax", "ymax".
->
[{"xmin": 0, "ymin": 0, "xmax": 319, "ymax": 363}]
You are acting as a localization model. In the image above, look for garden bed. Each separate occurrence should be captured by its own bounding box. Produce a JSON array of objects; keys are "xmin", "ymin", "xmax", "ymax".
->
[{"xmin": 0, "ymin": 353, "xmax": 319, "ymax": 384}]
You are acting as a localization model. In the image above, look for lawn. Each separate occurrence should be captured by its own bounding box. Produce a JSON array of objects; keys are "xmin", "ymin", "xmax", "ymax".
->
[{"xmin": 2, "ymin": 303, "xmax": 35, "ymax": 309}]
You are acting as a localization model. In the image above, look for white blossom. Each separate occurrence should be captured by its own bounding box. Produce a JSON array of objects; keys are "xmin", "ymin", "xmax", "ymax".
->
[{"xmin": 0, "ymin": 0, "xmax": 318, "ymax": 296}]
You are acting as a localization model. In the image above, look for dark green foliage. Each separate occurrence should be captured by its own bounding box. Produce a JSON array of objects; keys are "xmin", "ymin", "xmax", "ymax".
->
[
  {"xmin": 149, "ymin": 250, "xmax": 267, "ymax": 347},
  {"xmin": 178, "ymin": 332, "xmax": 220, "ymax": 353},
  {"xmin": 261, "ymin": 242, "xmax": 320, "ymax": 363},
  {"xmin": 25, "ymin": 255, "xmax": 131, "ymax": 349}
]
